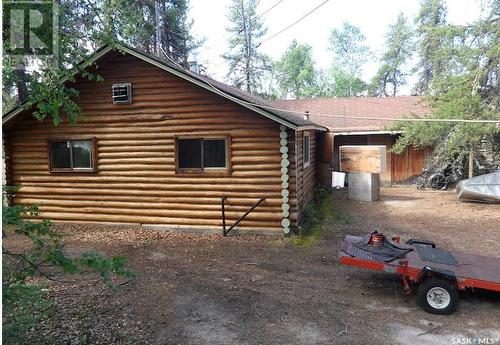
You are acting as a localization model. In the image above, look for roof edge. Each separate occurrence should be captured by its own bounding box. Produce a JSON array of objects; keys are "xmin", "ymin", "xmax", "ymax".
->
[
  {"xmin": 2, "ymin": 45, "xmax": 116, "ymax": 126},
  {"xmin": 332, "ymin": 130, "xmax": 402, "ymax": 135},
  {"xmin": 118, "ymin": 45, "xmax": 300, "ymax": 130},
  {"xmin": 4, "ymin": 43, "xmax": 315, "ymax": 131}
]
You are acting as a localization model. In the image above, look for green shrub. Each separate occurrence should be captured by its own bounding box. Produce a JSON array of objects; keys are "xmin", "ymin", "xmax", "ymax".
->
[
  {"xmin": 293, "ymin": 186, "xmax": 331, "ymax": 245},
  {"xmin": 292, "ymin": 186, "xmax": 352, "ymax": 246},
  {"xmin": 2, "ymin": 187, "xmax": 136, "ymax": 343},
  {"xmin": 2, "ymin": 275, "xmax": 48, "ymax": 345}
]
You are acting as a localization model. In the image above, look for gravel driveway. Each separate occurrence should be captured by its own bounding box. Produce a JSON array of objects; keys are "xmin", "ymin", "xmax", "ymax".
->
[{"xmin": 8, "ymin": 187, "xmax": 500, "ymax": 344}]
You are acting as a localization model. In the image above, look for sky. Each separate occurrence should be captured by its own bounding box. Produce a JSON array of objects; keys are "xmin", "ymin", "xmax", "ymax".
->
[{"xmin": 189, "ymin": 0, "xmax": 482, "ymax": 95}]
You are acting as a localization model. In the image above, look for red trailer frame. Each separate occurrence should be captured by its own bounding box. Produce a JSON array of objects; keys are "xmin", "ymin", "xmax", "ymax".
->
[{"xmin": 339, "ymin": 234, "xmax": 500, "ymax": 314}]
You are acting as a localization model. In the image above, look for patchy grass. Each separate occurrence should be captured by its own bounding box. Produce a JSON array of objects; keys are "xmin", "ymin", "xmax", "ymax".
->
[
  {"xmin": 291, "ymin": 188, "xmax": 351, "ymax": 246},
  {"xmin": 330, "ymin": 204, "xmax": 353, "ymax": 224}
]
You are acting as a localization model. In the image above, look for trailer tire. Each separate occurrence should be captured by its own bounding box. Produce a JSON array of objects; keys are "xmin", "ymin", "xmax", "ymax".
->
[{"xmin": 417, "ymin": 277, "xmax": 458, "ymax": 315}]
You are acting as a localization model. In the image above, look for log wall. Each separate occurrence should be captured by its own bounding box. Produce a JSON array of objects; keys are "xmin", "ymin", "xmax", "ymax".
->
[
  {"xmin": 289, "ymin": 130, "xmax": 318, "ymax": 222},
  {"xmin": 5, "ymin": 52, "xmax": 295, "ymax": 233}
]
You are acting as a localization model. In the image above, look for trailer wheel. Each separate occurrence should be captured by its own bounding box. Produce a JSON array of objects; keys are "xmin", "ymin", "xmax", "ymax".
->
[{"xmin": 417, "ymin": 277, "xmax": 458, "ymax": 315}]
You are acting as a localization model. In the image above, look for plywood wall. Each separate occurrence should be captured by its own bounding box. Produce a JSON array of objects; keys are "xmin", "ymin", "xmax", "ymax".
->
[
  {"xmin": 332, "ymin": 133, "xmax": 430, "ymax": 186},
  {"xmin": 392, "ymin": 145, "xmax": 432, "ymax": 184},
  {"xmin": 339, "ymin": 145, "xmax": 387, "ymax": 174}
]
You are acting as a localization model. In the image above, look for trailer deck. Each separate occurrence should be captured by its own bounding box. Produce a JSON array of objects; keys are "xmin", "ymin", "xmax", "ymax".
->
[{"xmin": 339, "ymin": 233, "xmax": 500, "ymax": 314}]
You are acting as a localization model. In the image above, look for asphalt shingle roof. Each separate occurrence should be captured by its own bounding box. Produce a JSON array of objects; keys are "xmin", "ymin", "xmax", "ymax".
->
[
  {"xmin": 119, "ymin": 45, "xmax": 321, "ymax": 128},
  {"xmin": 271, "ymin": 96, "xmax": 430, "ymax": 132}
]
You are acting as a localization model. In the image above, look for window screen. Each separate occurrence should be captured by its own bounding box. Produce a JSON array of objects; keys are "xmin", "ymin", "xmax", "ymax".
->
[
  {"xmin": 177, "ymin": 138, "xmax": 227, "ymax": 171},
  {"xmin": 203, "ymin": 139, "xmax": 226, "ymax": 168},
  {"xmin": 72, "ymin": 141, "xmax": 93, "ymax": 168},
  {"xmin": 49, "ymin": 139, "xmax": 94, "ymax": 171},
  {"xmin": 50, "ymin": 141, "xmax": 71, "ymax": 169},
  {"xmin": 178, "ymin": 139, "xmax": 202, "ymax": 169}
]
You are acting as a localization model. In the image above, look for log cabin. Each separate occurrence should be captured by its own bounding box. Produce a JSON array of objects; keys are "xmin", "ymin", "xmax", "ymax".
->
[{"xmin": 2, "ymin": 44, "xmax": 326, "ymax": 235}]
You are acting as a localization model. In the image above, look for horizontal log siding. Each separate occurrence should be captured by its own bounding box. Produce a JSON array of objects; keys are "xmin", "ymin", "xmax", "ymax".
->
[
  {"xmin": 6, "ymin": 53, "xmax": 286, "ymax": 232},
  {"xmin": 286, "ymin": 129, "xmax": 298, "ymax": 225},
  {"xmin": 294, "ymin": 130, "xmax": 318, "ymax": 220}
]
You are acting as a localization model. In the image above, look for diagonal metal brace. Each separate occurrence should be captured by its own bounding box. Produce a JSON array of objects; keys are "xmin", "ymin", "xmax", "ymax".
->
[{"xmin": 221, "ymin": 197, "xmax": 265, "ymax": 236}]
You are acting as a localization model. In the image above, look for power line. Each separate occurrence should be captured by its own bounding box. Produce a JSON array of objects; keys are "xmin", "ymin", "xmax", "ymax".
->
[
  {"xmin": 258, "ymin": 0, "xmax": 330, "ymax": 46},
  {"xmin": 260, "ymin": 0, "xmax": 287, "ymax": 17},
  {"xmin": 158, "ymin": 49, "xmax": 499, "ymax": 125},
  {"xmin": 207, "ymin": 0, "xmax": 329, "ymax": 76},
  {"xmin": 209, "ymin": 0, "xmax": 287, "ymax": 50}
]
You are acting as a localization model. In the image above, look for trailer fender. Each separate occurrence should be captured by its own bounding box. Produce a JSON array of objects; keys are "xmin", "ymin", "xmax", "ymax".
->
[{"xmin": 417, "ymin": 266, "xmax": 457, "ymax": 286}]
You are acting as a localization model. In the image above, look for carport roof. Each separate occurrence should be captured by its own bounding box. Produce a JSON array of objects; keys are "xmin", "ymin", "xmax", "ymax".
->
[{"xmin": 271, "ymin": 96, "xmax": 430, "ymax": 133}]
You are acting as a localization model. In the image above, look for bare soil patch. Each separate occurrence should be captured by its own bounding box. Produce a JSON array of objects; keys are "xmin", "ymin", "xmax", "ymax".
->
[{"xmin": 6, "ymin": 187, "xmax": 500, "ymax": 344}]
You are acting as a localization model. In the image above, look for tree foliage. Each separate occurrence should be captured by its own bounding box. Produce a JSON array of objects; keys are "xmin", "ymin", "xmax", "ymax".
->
[
  {"xmin": 274, "ymin": 40, "xmax": 318, "ymax": 98},
  {"xmin": 328, "ymin": 21, "xmax": 371, "ymax": 96},
  {"xmin": 393, "ymin": 0, "xmax": 500, "ymax": 174},
  {"xmin": 369, "ymin": 13, "xmax": 413, "ymax": 96},
  {"xmin": 2, "ymin": 188, "xmax": 135, "ymax": 343},
  {"xmin": 223, "ymin": 0, "xmax": 270, "ymax": 93},
  {"xmin": 99, "ymin": 0, "xmax": 199, "ymax": 64},
  {"xmin": 2, "ymin": 0, "xmax": 198, "ymax": 123},
  {"xmin": 328, "ymin": 67, "xmax": 367, "ymax": 97},
  {"xmin": 412, "ymin": 0, "xmax": 448, "ymax": 94}
]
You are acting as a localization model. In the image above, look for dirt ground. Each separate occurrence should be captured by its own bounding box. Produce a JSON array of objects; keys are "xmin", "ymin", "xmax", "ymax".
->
[{"xmin": 6, "ymin": 187, "xmax": 500, "ymax": 345}]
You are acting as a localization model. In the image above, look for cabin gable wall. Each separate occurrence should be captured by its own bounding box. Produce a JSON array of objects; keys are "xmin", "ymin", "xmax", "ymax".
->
[{"xmin": 5, "ymin": 53, "xmax": 290, "ymax": 233}]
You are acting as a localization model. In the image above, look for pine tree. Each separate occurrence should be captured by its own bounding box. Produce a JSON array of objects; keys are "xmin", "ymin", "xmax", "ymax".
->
[
  {"xmin": 369, "ymin": 13, "xmax": 413, "ymax": 97},
  {"xmin": 393, "ymin": 1, "xmax": 500, "ymax": 176},
  {"xmin": 223, "ymin": 0, "xmax": 269, "ymax": 93},
  {"xmin": 99, "ymin": 0, "xmax": 199, "ymax": 65},
  {"xmin": 413, "ymin": 0, "xmax": 448, "ymax": 94},
  {"xmin": 160, "ymin": 0, "xmax": 199, "ymax": 64}
]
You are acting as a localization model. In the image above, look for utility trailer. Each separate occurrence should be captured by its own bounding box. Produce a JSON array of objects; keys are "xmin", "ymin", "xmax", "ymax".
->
[{"xmin": 339, "ymin": 232, "xmax": 500, "ymax": 314}]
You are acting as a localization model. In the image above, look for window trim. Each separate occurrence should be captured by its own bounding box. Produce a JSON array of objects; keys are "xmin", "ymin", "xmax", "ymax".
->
[
  {"xmin": 303, "ymin": 131, "xmax": 311, "ymax": 169},
  {"xmin": 174, "ymin": 135, "xmax": 231, "ymax": 175},
  {"xmin": 47, "ymin": 137, "xmax": 97, "ymax": 173}
]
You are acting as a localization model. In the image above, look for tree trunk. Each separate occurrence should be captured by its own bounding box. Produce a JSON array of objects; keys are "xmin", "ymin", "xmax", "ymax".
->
[
  {"xmin": 468, "ymin": 146, "xmax": 474, "ymax": 178},
  {"xmin": 240, "ymin": 0, "xmax": 251, "ymax": 93},
  {"xmin": 155, "ymin": 1, "xmax": 161, "ymax": 57},
  {"xmin": 15, "ymin": 61, "xmax": 28, "ymax": 102}
]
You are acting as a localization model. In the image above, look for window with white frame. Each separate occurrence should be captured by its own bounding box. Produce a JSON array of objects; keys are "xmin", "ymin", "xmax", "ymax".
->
[{"xmin": 303, "ymin": 131, "xmax": 310, "ymax": 168}]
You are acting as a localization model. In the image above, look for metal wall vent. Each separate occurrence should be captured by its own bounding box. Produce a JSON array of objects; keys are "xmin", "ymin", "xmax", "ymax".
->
[{"xmin": 112, "ymin": 83, "xmax": 132, "ymax": 104}]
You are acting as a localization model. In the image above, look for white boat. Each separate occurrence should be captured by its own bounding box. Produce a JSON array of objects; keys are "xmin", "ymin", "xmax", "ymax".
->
[{"xmin": 456, "ymin": 171, "xmax": 500, "ymax": 203}]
